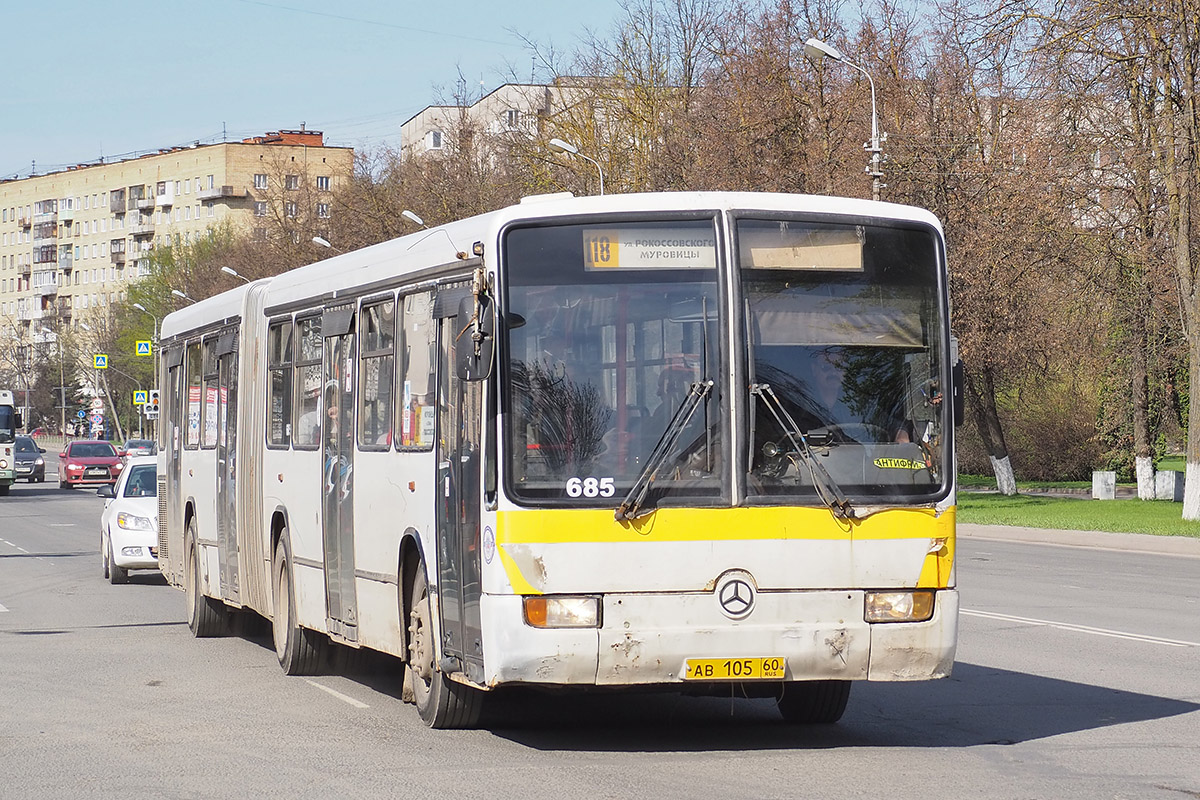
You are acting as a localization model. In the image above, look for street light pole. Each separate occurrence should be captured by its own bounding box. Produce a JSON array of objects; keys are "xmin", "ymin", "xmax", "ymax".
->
[
  {"xmin": 804, "ymin": 37, "xmax": 886, "ymax": 201},
  {"xmin": 132, "ymin": 302, "xmax": 160, "ymax": 441},
  {"xmin": 548, "ymin": 138, "xmax": 606, "ymax": 196}
]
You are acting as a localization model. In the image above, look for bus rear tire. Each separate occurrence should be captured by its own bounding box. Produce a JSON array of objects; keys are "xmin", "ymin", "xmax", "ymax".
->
[
  {"xmin": 273, "ymin": 531, "xmax": 326, "ymax": 675},
  {"xmin": 186, "ymin": 519, "xmax": 229, "ymax": 637},
  {"xmin": 776, "ymin": 680, "xmax": 852, "ymax": 724},
  {"xmin": 407, "ymin": 568, "xmax": 482, "ymax": 729}
]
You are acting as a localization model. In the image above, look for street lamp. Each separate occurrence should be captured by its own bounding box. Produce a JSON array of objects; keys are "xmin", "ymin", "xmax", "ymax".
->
[
  {"xmin": 548, "ymin": 138, "xmax": 605, "ymax": 196},
  {"xmin": 804, "ymin": 36, "xmax": 887, "ymax": 201},
  {"xmin": 312, "ymin": 236, "xmax": 342, "ymax": 253},
  {"xmin": 39, "ymin": 326, "xmax": 66, "ymax": 438},
  {"xmin": 171, "ymin": 289, "xmax": 195, "ymax": 303},
  {"xmin": 221, "ymin": 266, "xmax": 251, "ymax": 284},
  {"xmin": 401, "ymin": 210, "xmax": 427, "ymax": 228}
]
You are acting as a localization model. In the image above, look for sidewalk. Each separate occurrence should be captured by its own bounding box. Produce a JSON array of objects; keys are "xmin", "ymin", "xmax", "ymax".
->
[{"xmin": 959, "ymin": 523, "xmax": 1200, "ymax": 557}]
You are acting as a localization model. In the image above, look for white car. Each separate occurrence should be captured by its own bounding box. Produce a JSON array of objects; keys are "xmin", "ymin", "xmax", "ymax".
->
[{"xmin": 98, "ymin": 455, "xmax": 159, "ymax": 584}]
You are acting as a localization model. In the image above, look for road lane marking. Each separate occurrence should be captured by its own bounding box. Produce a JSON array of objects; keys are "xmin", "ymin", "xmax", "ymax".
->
[
  {"xmin": 305, "ymin": 680, "xmax": 369, "ymax": 708},
  {"xmin": 962, "ymin": 609, "xmax": 1199, "ymax": 648},
  {"xmin": 0, "ymin": 603, "xmax": 9, "ymax": 613}
]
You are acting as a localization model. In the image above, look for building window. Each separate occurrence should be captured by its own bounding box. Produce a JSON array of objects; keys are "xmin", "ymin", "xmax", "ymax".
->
[
  {"xmin": 428, "ymin": 130, "xmax": 443, "ymax": 150},
  {"xmin": 254, "ymin": 174, "xmax": 268, "ymax": 190},
  {"xmin": 207, "ymin": 175, "xmax": 215, "ymax": 190},
  {"xmin": 316, "ymin": 203, "xmax": 329, "ymax": 219},
  {"xmin": 316, "ymin": 176, "xmax": 330, "ymax": 191},
  {"xmin": 505, "ymin": 109, "xmax": 519, "ymax": 128},
  {"xmin": 285, "ymin": 175, "xmax": 300, "ymax": 190},
  {"xmin": 285, "ymin": 202, "xmax": 298, "ymax": 218},
  {"xmin": 254, "ymin": 201, "xmax": 268, "ymax": 217}
]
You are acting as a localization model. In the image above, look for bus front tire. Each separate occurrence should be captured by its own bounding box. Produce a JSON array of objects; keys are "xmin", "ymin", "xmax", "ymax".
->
[
  {"xmin": 776, "ymin": 680, "xmax": 852, "ymax": 724},
  {"xmin": 272, "ymin": 531, "xmax": 326, "ymax": 675},
  {"xmin": 186, "ymin": 520, "xmax": 229, "ymax": 637},
  {"xmin": 406, "ymin": 568, "xmax": 482, "ymax": 729}
]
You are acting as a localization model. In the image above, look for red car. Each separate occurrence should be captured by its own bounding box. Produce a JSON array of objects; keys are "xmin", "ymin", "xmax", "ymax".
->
[{"xmin": 58, "ymin": 440, "xmax": 125, "ymax": 489}]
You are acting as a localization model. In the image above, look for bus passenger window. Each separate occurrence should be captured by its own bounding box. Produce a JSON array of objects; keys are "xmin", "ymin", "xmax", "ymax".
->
[
  {"xmin": 267, "ymin": 320, "xmax": 293, "ymax": 447},
  {"xmin": 359, "ymin": 298, "xmax": 396, "ymax": 449},
  {"xmin": 293, "ymin": 315, "xmax": 323, "ymax": 449},
  {"xmin": 397, "ymin": 291, "xmax": 435, "ymax": 451}
]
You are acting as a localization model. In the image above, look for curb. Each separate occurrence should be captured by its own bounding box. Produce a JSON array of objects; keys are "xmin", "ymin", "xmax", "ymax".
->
[{"xmin": 959, "ymin": 523, "xmax": 1200, "ymax": 558}]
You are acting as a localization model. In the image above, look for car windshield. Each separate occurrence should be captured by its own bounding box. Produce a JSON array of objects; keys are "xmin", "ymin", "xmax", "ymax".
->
[
  {"xmin": 16, "ymin": 438, "xmax": 37, "ymax": 453},
  {"xmin": 124, "ymin": 440, "xmax": 154, "ymax": 451},
  {"xmin": 71, "ymin": 442, "xmax": 117, "ymax": 458},
  {"xmin": 122, "ymin": 464, "xmax": 157, "ymax": 497},
  {"xmin": 503, "ymin": 219, "xmax": 724, "ymax": 508},
  {"xmin": 739, "ymin": 218, "xmax": 948, "ymax": 502}
]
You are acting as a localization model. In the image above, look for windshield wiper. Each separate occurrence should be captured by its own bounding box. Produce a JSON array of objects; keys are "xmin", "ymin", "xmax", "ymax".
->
[
  {"xmin": 749, "ymin": 383, "xmax": 856, "ymax": 520},
  {"xmin": 615, "ymin": 380, "xmax": 713, "ymax": 521}
]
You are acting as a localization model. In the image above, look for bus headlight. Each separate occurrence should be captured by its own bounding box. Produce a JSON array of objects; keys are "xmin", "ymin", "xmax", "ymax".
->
[
  {"xmin": 865, "ymin": 590, "xmax": 935, "ymax": 623},
  {"xmin": 523, "ymin": 596, "xmax": 601, "ymax": 628},
  {"xmin": 0, "ymin": 459, "xmax": 7, "ymax": 469}
]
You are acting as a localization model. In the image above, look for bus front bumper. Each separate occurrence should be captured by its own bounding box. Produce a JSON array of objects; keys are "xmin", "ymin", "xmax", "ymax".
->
[{"xmin": 479, "ymin": 589, "xmax": 958, "ymax": 687}]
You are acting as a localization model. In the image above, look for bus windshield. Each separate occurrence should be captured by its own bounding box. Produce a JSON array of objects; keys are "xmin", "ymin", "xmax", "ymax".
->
[
  {"xmin": 739, "ymin": 218, "xmax": 948, "ymax": 501},
  {"xmin": 503, "ymin": 220, "xmax": 723, "ymax": 507},
  {"xmin": 0, "ymin": 406, "xmax": 15, "ymax": 444}
]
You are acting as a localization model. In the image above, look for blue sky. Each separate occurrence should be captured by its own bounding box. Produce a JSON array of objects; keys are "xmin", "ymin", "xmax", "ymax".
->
[{"xmin": 3, "ymin": 0, "xmax": 621, "ymax": 179}]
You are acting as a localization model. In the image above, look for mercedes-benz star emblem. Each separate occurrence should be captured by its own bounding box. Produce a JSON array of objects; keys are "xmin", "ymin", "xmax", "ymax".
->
[{"xmin": 717, "ymin": 576, "xmax": 755, "ymax": 619}]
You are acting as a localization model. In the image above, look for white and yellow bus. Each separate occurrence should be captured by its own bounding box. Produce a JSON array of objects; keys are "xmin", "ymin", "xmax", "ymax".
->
[{"xmin": 156, "ymin": 191, "xmax": 961, "ymax": 728}]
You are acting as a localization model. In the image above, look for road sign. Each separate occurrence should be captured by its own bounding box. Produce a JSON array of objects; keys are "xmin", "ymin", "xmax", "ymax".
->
[
  {"xmin": 93, "ymin": 354, "xmax": 108, "ymax": 369},
  {"xmin": 90, "ymin": 398, "xmax": 104, "ymax": 411},
  {"xmin": 133, "ymin": 390, "xmax": 148, "ymax": 405},
  {"xmin": 135, "ymin": 340, "xmax": 152, "ymax": 357},
  {"xmin": 76, "ymin": 410, "xmax": 86, "ymax": 419},
  {"xmin": 90, "ymin": 414, "xmax": 104, "ymax": 425}
]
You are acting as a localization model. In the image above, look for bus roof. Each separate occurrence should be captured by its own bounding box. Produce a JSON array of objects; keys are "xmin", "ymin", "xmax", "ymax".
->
[{"xmin": 162, "ymin": 191, "xmax": 943, "ymax": 338}]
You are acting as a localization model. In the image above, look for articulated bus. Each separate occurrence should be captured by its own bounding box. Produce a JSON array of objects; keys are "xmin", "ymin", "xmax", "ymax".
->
[{"xmin": 156, "ymin": 191, "xmax": 961, "ymax": 728}]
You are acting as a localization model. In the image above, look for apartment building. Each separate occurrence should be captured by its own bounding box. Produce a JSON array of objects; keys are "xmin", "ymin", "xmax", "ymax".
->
[
  {"xmin": 0, "ymin": 129, "xmax": 353, "ymax": 345},
  {"xmin": 400, "ymin": 83, "xmax": 564, "ymax": 157}
]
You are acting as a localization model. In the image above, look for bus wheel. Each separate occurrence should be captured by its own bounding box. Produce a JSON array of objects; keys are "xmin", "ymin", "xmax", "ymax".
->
[
  {"xmin": 186, "ymin": 519, "xmax": 228, "ymax": 637},
  {"xmin": 272, "ymin": 531, "xmax": 326, "ymax": 675},
  {"xmin": 776, "ymin": 680, "xmax": 852, "ymax": 724},
  {"xmin": 406, "ymin": 568, "xmax": 482, "ymax": 729}
]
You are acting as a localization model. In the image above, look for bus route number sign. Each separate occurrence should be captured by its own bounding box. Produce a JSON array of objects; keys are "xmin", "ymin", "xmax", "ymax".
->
[{"xmin": 583, "ymin": 228, "xmax": 716, "ymax": 271}]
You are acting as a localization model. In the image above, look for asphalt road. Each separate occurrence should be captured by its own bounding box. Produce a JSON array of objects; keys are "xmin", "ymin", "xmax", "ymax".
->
[{"xmin": 1, "ymin": 469, "xmax": 1197, "ymax": 799}]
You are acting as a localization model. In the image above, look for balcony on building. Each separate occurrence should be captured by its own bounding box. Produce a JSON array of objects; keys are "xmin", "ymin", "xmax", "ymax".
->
[
  {"xmin": 197, "ymin": 184, "xmax": 244, "ymax": 201},
  {"xmin": 17, "ymin": 306, "xmax": 40, "ymax": 322},
  {"xmin": 110, "ymin": 190, "xmax": 127, "ymax": 213},
  {"xmin": 37, "ymin": 283, "xmax": 58, "ymax": 297},
  {"xmin": 18, "ymin": 261, "xmax": 31, "ymax": 276},
  {"xmin": 58, "ymin": 304, "xmax": 72, "ymax": 321},
  {"xmin": 130, "ymin": 220, "xmax": 155, "ymax": 236},
  {"xmin": 136, "ymin": 195, "xmax": 155, "ymax": 211},
  {"xmin": 111, "ymin": 251, "xmax": 126, "ymax": 265},
  {"xmin": 155, "ymin": 182, "xmax": 175, "ymax": 207},
  {"xmin": 17, "ymin": 210, "xmax": 32, "ymax": 227}
]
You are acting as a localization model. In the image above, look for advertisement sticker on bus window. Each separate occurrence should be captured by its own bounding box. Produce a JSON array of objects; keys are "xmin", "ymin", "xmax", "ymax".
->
[
  {"xmin": 583, "ymin": 228, "xmax": 717, "ymax": 270},
  {"xmin": 418, "ymin": 407, "xmax": 437, "ymax": 445}
]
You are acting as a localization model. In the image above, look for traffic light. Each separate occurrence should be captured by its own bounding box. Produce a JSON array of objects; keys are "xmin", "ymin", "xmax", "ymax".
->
[{"xmin": 146, "ymin": 389, "xmax": 160, "ymax": 418}]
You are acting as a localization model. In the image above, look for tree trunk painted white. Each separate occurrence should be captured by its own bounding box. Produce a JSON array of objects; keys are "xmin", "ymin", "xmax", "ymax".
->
[
  {"xmin": 1135, "ymin": 457, "xmax": 1155, "ymax": 500},
  {"xmin": 1183, "ymin": 463, "xmax": 1200, "ymax": 521},
  {"xmin": 990, "ymin": 455, "xmax": 1017, "ymax": 496}
]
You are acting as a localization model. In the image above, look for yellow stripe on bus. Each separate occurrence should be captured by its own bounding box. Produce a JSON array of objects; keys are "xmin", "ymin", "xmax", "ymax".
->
[{"xmin": 496, "ymin": 505, "xmax": 955, "ymax": 545}]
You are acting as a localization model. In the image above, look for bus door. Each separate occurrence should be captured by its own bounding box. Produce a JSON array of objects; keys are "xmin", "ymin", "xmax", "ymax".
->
[
  {"xmin": 216, "ymin": 336, "xmax": 240, "ymax": 603},
  {"xmin": 435, "ymin": 298, "xmax": 484, "ymax": 681},
  {"xmin": 322, "ymin": 308, "xmax": 358, "ymax": 642},
  {"xmin": 165, "ymin": 347, "xmax": 185, "ymax": 582}
]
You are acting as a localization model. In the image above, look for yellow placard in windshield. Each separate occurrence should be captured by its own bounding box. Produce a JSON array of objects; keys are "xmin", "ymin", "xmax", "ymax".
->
[{"xmin": 874, "ymin": 457, "xmax": 926, "ymax": 470}]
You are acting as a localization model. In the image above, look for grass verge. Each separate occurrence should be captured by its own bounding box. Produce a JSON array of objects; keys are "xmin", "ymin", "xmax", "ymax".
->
[{"xmin": 958, "ymin": 492, "xmax": 1200, "ymax": 538}]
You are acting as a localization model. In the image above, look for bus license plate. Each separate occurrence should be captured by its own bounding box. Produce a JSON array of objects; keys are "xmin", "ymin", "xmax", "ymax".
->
[{"xmin": 683, "ymin": 657, "xmax": 786, "ymax": 680}]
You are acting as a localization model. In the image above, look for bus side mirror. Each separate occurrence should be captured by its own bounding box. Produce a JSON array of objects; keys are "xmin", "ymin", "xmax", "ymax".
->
[
  {"xmin": 14, "ymin": 412, "xmax": 21, "ymax": 430},
  {"xmin": 952, "ymin": 359, "xmax": 965, "ymax": 427},
  {"xmin": 456, "ymin": 294, "xmax": 495, "ymax": 382}
]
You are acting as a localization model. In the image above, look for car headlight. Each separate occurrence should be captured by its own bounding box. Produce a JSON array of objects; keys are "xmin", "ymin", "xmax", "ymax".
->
[
  {"xmin": 116, "ymin": 512, "xmax": 155, "ymax": 531},
  {"xmin": 68, "ymin": 463, "xmax": 83, "ymax": 470},
  {"xmin": 523, "ymin": 596, "xmax": 602, "ymax": 628},
  {"xmin": 112, "ymin": 462, "xmax": 124, "ymax": 471},
  {"xmin": 34, "ymin": 457, "xmax": 44, "ymax": 465},
  {"xmin": 864, "ymin": 590, "xmax": 936, "ymax": 623}
]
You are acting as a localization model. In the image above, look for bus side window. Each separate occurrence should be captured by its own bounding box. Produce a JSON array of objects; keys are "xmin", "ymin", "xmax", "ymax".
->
[
  {"xmin": 397, "ymin": 291, "xmax": 435, "ymax": 451},
  {"xmin": 267, "ymin": 319, "xmax": 293, "ymax": 447},
  {"xmin": 358, "ymin": 298, "xmax": 395, "ymax": 449},
  {"xmin": 293, "ymin": 315, "xmax": 323, "ymax": 449}
]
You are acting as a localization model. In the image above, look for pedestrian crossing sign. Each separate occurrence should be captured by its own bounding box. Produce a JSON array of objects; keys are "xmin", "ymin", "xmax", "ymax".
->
[
  {"xmin": 94, "ymin": 354, "xmax": 108, "ymax": 369},
  {"xmin": 136, "ymin": 340, "xmax": 152, "ymax": 356},
  {"xmin": 134, "ymin": 390, "xmax": 149, "ymax": 405}
]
